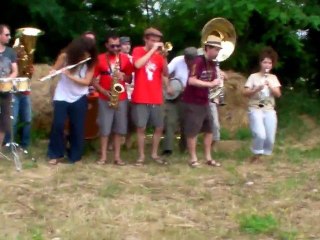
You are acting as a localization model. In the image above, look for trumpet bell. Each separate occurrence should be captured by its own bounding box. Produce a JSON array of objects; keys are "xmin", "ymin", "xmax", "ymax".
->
[
  {"xmin": 201, "ymin": 18, "xmax": 236, "ymax": 62},
  {"xmin": 164, "ymin": 42, "xmax": 173, "ymax": 52}
]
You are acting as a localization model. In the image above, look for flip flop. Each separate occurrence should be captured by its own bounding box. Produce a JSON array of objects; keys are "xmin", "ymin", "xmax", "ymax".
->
[
  {"xmin": 114, "ymin": 160, "xmax": 126, "ymax": 166},
  {"xmin": 96, "ymin": 160, "xmax": 107, "ymax": 165},
  {"xmin": 151, "ymin": 156, "xmax": 168, "ymax": 165},
  {"xmin": 48, "ymin": 159, "xmax": 59, "ymax": 165},
  {"xmin": 134, "ymin": 158, "xmax": 144, "ymax": 166},
  {"xmin": 189, "ymin": 161, "xmax": 200, "ymax": 168},
  {"xmin": 206, "ymin": 159, "xmax": 221, "ymax": 167}
]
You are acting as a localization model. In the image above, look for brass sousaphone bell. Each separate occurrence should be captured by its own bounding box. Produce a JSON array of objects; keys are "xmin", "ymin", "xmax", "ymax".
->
[
  {"xmin": 201, "ymin": 17, "xmax": 236, "ymax": 62},
  {"xmin": 13, "ymin": 27, "xmax": 44, "ymax": 78},
  {"xmin": 201, "ymin": 18, "xmax": 236, "ymax": 101}
]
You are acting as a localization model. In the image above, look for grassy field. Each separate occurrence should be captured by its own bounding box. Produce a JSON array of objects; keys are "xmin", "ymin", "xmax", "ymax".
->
[{"xmin": 1, "ymin": 89, "xmax": 320, "ymax": 240}]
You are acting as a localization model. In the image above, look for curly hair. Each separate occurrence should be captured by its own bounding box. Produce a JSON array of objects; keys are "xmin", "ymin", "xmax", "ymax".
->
[
  {"xmin": 64, "ymin": 36, "xmax": 98, "ymax": 70},
  {"xmin": 259, "ymin": 47, "xmax": 278, "ymax": 66}
]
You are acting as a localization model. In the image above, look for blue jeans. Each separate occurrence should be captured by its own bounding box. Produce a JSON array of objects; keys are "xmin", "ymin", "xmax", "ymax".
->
[
  {"xmin": 248, "ymin": 108, "xmax": 277, "ymax": 155},
  {"xmin": 47, "ymin": 96, "xmax": 87, "ymax": 163},
  {"xmin": 4, "ymin": 93, "xmax": 32, "ymax": 148}
]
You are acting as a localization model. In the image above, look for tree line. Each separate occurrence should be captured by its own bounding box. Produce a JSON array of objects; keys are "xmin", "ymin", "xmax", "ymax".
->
[{"xmin": 2, "ymin": 0, "xmax": 320, "ymax": 88}]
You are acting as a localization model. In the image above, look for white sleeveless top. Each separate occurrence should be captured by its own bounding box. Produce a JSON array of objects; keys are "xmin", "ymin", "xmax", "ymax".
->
[{"xmin": 53, "ymin": 64, "xmax": 88, "ymax": 103}]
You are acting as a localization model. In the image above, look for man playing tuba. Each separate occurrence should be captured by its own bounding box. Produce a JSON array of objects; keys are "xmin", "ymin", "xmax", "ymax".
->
[{"xmin": 181, "ymin": 35, "xmax": 223, "ymax": 168}]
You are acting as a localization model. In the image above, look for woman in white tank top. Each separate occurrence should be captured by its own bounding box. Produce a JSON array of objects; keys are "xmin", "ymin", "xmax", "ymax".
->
[{"xmin": 47, "ymin": 36, "xmax": 97, "ymax": 165}]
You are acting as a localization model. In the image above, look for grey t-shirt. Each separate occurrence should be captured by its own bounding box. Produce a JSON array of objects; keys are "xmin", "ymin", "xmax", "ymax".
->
[{"xmin": 0, "ymin": 47, "xmax": 17, "ymax": 78}]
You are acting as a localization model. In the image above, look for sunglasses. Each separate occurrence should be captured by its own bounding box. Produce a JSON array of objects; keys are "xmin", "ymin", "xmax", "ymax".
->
[{"xmin": 110, "ymin": 44, "xmax": 121, "ymax": 49}]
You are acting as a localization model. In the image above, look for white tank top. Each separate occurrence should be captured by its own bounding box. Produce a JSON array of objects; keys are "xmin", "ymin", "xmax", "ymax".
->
[{"xmin": 53, "ymin": 64, "xmax": 89, "ymax": 103}]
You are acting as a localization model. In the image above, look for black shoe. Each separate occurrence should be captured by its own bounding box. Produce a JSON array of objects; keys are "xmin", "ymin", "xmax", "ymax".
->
[{"xmin": 161, "ymin": 150, "xmax": 172, "ymax": 156}]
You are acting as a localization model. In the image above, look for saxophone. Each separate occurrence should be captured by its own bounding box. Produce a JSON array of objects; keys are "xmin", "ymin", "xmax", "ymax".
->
[{"xmin": 109, "ymin": 55, "xmax": 125, "ymax": 109}]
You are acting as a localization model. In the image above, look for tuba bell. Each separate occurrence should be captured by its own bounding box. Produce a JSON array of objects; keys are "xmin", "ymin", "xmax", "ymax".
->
[
  {"xmin": 13, "ymin": 27, "xmax": 44, "ymax": 78},
  {"xmin": 201, "ymin": 18, "xmax": 236, "ymax": 102}
]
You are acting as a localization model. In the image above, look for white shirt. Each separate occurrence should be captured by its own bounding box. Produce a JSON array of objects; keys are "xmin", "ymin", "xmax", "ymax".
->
[
  {"xmin": 168, "ymin": 55, "xmax": 189, "ymax": 87},
  {"xmin": 54, "ymin": 64, "xmax": 88, "ymax": 103},
  {"xmin": 245, "ymin": 72, "xmax": 281, "ymax": 110}
]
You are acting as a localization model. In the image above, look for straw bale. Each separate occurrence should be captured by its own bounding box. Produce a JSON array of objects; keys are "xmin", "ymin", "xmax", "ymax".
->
[{"xmin": 219, "ymin": 71, "xmax": 249, "ymax": 133}]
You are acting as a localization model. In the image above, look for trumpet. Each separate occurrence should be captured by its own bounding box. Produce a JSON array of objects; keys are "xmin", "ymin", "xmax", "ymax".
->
[{"xmin": 159, "ymin": 42, "xmax": 173, "ymax": 55}]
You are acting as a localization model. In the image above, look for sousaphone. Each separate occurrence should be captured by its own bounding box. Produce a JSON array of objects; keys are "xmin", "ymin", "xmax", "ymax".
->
[{"xmin": 201, "ymin": 18, "xmax": 236, "ymax": 100}]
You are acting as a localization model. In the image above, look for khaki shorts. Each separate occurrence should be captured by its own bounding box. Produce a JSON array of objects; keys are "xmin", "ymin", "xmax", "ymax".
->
[
  {"xmin": 182, "ymin": 102, "xmax": 213, "ymax": 137},
  {"xmin": 97, "ymin": 99, "xmax": 128, "ymax": 136},
  {"xmin": 131, "ymin": 103, "xmax": 164, "ymax": 128}
]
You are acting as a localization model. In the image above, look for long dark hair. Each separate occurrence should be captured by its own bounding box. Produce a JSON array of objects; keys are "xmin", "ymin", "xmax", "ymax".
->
[{"xmin": 64, "ymin": 36, "xmax": 98, "ymax": 69}]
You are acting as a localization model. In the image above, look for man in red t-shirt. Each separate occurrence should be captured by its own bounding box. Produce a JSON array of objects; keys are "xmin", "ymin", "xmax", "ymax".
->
[
  {"xmin": 93, "ymin": 32, "xmax": 133, "ymax": 165},
  {"xmin": 131, "ymin": 27, "xmax": 171, "ymax": 166}
]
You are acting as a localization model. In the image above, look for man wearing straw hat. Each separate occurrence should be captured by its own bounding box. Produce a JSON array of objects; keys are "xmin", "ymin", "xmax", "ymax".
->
[{"xmin": 181, "ymin": 35, "xmax": 223, "ymax": 168}]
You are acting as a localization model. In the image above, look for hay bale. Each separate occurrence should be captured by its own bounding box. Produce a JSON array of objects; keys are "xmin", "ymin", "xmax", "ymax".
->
[
  {"xmin": 30, "ymin": 64, "xmax": 56, "ymax": 131},
  {"xmin": 219, "ymin": 71, "xmax": 249, "ymax": 134}
]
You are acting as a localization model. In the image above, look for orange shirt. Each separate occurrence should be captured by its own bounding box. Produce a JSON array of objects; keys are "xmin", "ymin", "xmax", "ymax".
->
[
  {"xmin": 94, "ymin": 52, "xmax": 133, "ymax": 101},
  {"xmin": 131, "ymin": 46, "xmax": 165, "ymax": 104}
]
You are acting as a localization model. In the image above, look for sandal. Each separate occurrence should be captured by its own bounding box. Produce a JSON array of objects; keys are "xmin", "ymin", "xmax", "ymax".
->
[
  {"xmin": 96, "ymin": 159, "xmax": 107, "ymax": 165},
  {"xmin": 114, "ymin": 160, "xmax": 126, "ymax": 166},
  {"xmin": 48, "ymin": 159, "xmax": 59, "ymax": 165},
  {"xmin": 189, "ymin": 160, "xmax": 200, "ymax": 168},
  {"xmin": 206, "ymin": 159, "xmax": 221, "ymax": 167},
  {"xmin": 151, "ymin": 156, "xmax": 168, "ymax": 165},
  {"xmin": 135, "ymin": 158, "xmax": 144, "ymax": 166}
]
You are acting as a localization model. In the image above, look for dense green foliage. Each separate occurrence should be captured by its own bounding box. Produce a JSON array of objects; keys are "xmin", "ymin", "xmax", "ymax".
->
[{"xmin": 1, "ymin": 0, "xmax": 320, "ymax": 86}]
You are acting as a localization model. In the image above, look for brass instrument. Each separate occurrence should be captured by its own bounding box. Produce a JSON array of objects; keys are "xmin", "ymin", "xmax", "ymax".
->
[
  {"xmin": 160, "ymin": 42, "xmax": 173, "ymax": 55},
  {"xmin": 13, "ymin": 27, "xmax": 44, "ymax": 78},
  {"xmin": 109, "ymin": 55, "xmax": 125, "ymax": 109},
  {"xmin": 201, "ymin": 18, "xmax": 236, "ymax": 103}
]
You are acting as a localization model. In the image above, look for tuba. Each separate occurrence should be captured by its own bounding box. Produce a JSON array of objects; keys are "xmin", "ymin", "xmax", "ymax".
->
[
  {"xmin": 109, "ymin": 55, "xmax": 125, "ymax": 109},
  {"xmin": 201, "ymin": 18, "xmax": 236, "ymax": 103},
  {"xmin": 13, "ymin": 27, "xmax": 44, "ymax": 78}
]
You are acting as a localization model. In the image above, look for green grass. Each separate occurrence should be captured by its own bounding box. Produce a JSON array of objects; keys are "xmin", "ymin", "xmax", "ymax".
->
[
  {"xmin": 1, "ymin": 87, "xmax": 320, "ymax": 239},
  {"xmin": 239, "ymin": 213, "xmax": 278, "ymax": 234}
]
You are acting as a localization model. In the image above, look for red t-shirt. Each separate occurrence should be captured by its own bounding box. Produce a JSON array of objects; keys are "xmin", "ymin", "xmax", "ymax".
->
[
  {"xmin": 94, "ymin": 52, "xmax": 133, "ymax": 101},
  {"xmin": 131, "ymin": 46, "xmax": 165, "ymax": 104}
]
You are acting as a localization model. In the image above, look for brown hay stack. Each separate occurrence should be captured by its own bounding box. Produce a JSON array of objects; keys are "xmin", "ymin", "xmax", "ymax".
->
[
  {"xmin": 30, "ymin": 64, "xmax": 56, "ymax": 131},
  {"xmin": 219, "ymin": 71, "xmax": 249, "ymax": 134}
]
